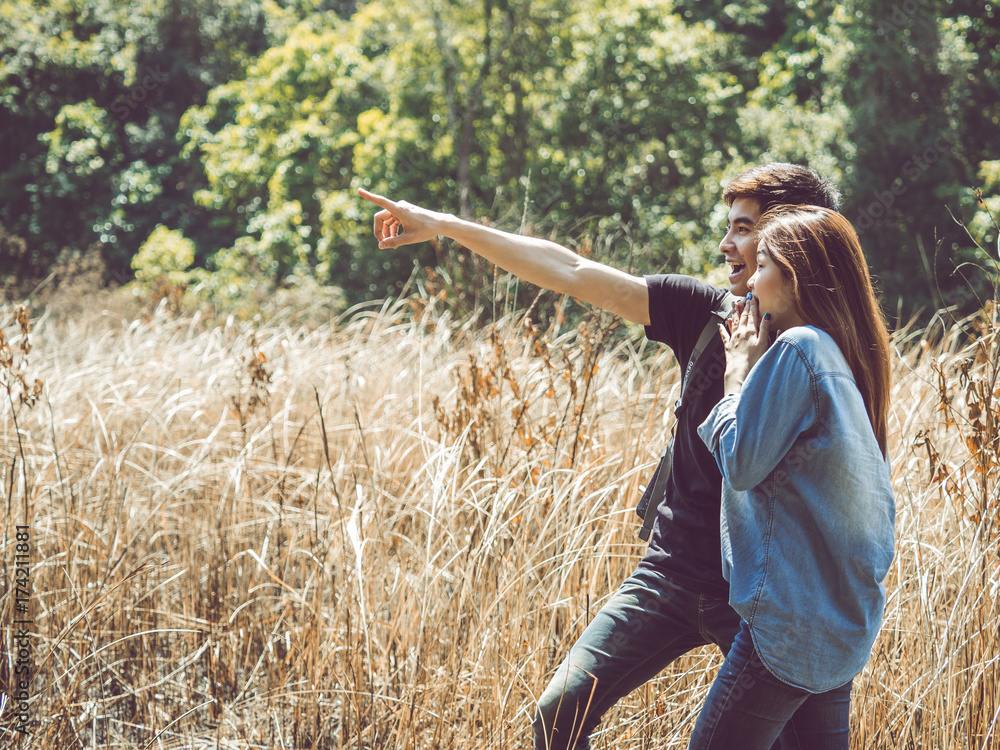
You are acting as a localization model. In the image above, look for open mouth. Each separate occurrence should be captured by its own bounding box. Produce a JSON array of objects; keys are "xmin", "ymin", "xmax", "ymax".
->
[{"xmin": 727, "ymin": 261, "xmax": 746, "ymax": 276}]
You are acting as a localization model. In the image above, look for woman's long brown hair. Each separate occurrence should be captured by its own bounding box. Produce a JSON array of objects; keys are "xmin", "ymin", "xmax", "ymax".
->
[{"xmin": 757, "ymin": 205, "xmax": 892, "ymax": 457}]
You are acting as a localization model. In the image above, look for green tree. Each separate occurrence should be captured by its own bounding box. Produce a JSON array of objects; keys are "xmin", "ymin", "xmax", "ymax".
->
[
  {"xmin": 181, "ymin": 8, "xmax": 397, "ymax": 297},
  {"xmin": 732, "ymin": 0, "xmax": 852, "ymax": 186},
  {"xmin": 186, "ymin": 0, "xmax": 571, "ymax": 301},
  {"xmin": 833, "ymin": 0, "xmax": 986, "ymax": 313},
  {"xmin": 524, "ymin": 0, "xmax": 744, "ymax": 274},
  {"xmin": 4, "ymin": 0, "xmax": 995, "ymax": 319},
  {"xmin": 0, "ymin": 0, "xmax": 270, "ymax": 282},
  {"xmin": 187, "ymin": 0, "xmax": 750, "ymax": 304}
]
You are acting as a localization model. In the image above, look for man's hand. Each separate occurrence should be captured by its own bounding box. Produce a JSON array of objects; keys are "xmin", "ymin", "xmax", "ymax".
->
[
  {"xmin": 721, "ymin": 296, "xmax": 772, "ymax": 395},
  {"xmin": 358, "ymin": 188, "xmax": 446, "ymax": 249}
]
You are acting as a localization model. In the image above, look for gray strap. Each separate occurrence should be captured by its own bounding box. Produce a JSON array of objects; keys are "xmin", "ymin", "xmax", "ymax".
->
[
  {"xmin": 638, "ymin": 441, "xmax": 671, "ymax": 541},
  {"xmin": 675, "ymin": 293, "xmax": 736, "ymax": 413}
]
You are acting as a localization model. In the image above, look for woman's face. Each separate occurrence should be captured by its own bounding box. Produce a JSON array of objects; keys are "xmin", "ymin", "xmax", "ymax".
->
[{"xmin": 747, "ymin": 241, "xmax": 805, "ymax": 330}]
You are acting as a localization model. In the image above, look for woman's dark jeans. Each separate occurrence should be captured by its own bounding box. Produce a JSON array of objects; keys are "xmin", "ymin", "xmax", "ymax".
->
[{"xmin": 687, "ymin": 620, "xmax": 853, "ymax": 750}]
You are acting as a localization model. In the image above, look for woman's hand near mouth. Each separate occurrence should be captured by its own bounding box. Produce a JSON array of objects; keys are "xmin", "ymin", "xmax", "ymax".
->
[{"xmin": 720, "ymin": 296, "xmax": 772, "ymax": 395}]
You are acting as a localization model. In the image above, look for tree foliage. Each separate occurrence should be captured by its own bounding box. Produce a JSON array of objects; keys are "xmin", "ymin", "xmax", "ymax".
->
[
  {"xmin": 0, "ymin": 0, "xmax": 271, "ymax": 279},
  {"xmin": 1, "ymin": 0, "xmax": 997, "ymax": 315}
]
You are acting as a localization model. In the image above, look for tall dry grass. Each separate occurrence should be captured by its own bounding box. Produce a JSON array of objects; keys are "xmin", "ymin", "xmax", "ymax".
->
[{"xmin": 0, "ymin": 291, "xmax": 997, "ymax": 749}]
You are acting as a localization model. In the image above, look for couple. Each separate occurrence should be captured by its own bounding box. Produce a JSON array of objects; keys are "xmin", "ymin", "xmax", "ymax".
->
[{"xmin": 360, "ymin": 162, "xmax": 895, "ymax": 750}]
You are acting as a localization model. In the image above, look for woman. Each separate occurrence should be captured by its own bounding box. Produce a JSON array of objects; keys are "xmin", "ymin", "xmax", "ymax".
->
[{"xmin": 691, "ymin": 205, "xmax": 896, "ymax": 749}]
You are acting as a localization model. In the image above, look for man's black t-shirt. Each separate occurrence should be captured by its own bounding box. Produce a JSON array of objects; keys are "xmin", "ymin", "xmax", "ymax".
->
[{"xmin": 638, "ymin": 274, "xmax": 730, "ymax": 597}]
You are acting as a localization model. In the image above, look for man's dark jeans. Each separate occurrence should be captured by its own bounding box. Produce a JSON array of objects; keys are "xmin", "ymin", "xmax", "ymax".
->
[{"xmin": 532, "ymin": 567, "xmax": 741, "ymax": 750}]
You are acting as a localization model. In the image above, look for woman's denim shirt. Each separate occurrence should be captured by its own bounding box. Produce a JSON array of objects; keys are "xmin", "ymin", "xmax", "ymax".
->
[{"xmin": 698, "ymin": 326, "xmax": 896, "ymax": 693}]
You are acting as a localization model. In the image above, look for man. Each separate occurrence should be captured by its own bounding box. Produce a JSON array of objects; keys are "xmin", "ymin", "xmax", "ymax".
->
[{"xmin": 359, "ymin": 162, "xmax": 841, "ymax": 749}]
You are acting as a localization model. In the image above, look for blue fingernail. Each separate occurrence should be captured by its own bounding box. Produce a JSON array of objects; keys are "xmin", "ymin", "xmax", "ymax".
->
[
  {"xmin": 746, "ymin": 292, "xmax": 753, "ymax": 300},
  {"xmin": 764, "ymin": 312, "xmax": 771, "ymax": 320}
]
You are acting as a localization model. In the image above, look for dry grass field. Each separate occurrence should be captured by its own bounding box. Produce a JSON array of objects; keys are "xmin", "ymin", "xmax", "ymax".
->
[{"xmin": 0, "ymin": 289, "xmax": 997, "ymax": 749}]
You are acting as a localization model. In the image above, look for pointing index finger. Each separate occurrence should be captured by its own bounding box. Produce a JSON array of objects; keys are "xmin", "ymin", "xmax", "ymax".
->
[{"xmin": 358, "ymin": 188, "xmax": 395, "ymax": 211}]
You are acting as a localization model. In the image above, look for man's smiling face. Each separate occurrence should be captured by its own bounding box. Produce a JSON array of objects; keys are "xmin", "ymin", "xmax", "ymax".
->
[{"xmin": 720, "ymin": 197, "xmax": 763, "ymax": 297}]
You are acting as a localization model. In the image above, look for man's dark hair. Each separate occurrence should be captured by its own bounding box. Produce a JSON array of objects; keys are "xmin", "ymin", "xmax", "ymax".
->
[{"xmin": 723, "ymin": 162, "xmax": 841, "ymax": 213}]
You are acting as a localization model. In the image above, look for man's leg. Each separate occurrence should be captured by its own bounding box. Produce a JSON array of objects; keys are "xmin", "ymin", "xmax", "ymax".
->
[
  {"xmin": 532, "ymin": 568, "xmax": 727, "ymax": 750},
  {"xmin": 699, "ymin": 592, "xmax": 742, "ymax": 657}
]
